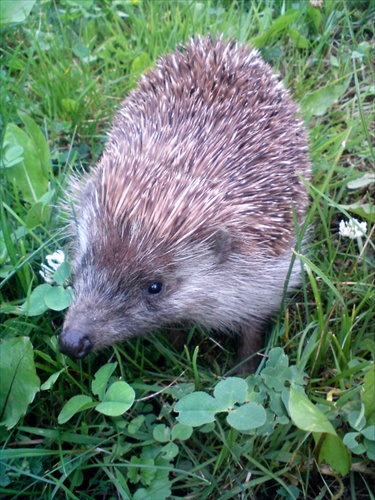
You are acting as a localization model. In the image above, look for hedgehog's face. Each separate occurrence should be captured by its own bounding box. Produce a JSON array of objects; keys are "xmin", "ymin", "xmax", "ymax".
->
[
  {"xmin": 59, "ymin": 259, "xmax": 180, "ymax": 359},
  {"xmin": 58, "ymin": 229, "xmax": 237, "ymax": 359}
]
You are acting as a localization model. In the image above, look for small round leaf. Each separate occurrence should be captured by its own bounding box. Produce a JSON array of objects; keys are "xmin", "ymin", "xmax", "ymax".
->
[
  {"xmin": 95, "ymin": 381, "xmax": 135, "ymax": 416},
  {"xmin": 175, "ymin": 392, "xmax": 225, "ymax": 426},
  {"xmin": 214, "ymin": 377, "xmax": 248, "ymax": 408},
  {"xmin": 153, "ymin": 424, "xmax": 171, "ymax": 443},
  {"xmin": 171, "ymin": 423, "xmax": 193, "ymax": 441},
  {"xmin": 44, "ymin": 286, "xmax": 73, "ymax": 311},
  {"xmin": 227, "ymin": 402, "xmax": 267, "ymax": 431},
  {"xmin": 161, "ymin": 442, "xmax": 179, "ymax": 460}
]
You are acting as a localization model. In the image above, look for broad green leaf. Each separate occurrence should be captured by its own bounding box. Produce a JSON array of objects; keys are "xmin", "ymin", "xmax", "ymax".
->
[
  {"xmin": 18, "ymin": 111, "xmax": 51, "ymax": 176},
  {"xmin": 288, "ymin": 388, "xmax": 337, "ymax": 435},
  {"xmin": 95, "ymin": 381, "xmax": 135, "ymax": 416},
  {"xmin": 337, "ymin": 202, "xmax": 374, "ymax": 222},
  {"xmin": 302, "ymin": 78, "xmax": 350, "ymax": 119},
  {"xmin": 251, "ymin": 10, "xmax": 300, "ymax": 48},
  {"xmin": 171, "ymin": 423, "xmax": 193, "ymax": 441},
  {"xmin": 288, "ymin": 28, "xmax": 309, "ymax": 49},
  {"xmin": 0, "ymin": 337, "xmax": 40, "ymax": 429},
  {"xmin": 0, "ymin": 0, "xmax": 36, "ymax": 27},
  {"xmin": 1, "ymin": 145, "xmax": 23, "ymax": 167},
  {"xmin": 58, "ymin": 395, "xmax": 94, "ymax": 424},
  {"xmin": 214, "ymin": 377, "xmax": 248, "ymax": 408},
  {"xmin": 307, "ymin": 4, "xmax": 322, "ymax": 31},
  {"xmin": 315, "ymin": 433, "xmax": 350, "ymax": 476},
  {"xmin": 91, "ymin": 362, "xmax": 118, "ymax": 400},
  {"xmin": 4, "ymin": 124, "xmax": 48, "ymax": 203},
  {"xmin": 153, "ymin": 424, "xmax": 171, "ymax": 443},
  {"xmin": 25, "ymin": 201, "xmax": 51, "ymax": 229},
  {"xmin": 25, "ymin": 187, "xmax": 54, "ymax": 230},
  {"xmin": 20, "ymin": 284, "xmax": 51, "ymax": 316},
  {"xmin": 175, "ymin": 392, "xmax": 226, "ymax": 426},
  {"xmin": 347, "ymin": 173, "xmax": 375, "ymax": 190},
  {"xmin": 226, "ymin": 402, "xmax": 267, "ymax": 431},
  {"xmin": 44, "ymin": 286, "xmax": 73, "ymax": 311}
]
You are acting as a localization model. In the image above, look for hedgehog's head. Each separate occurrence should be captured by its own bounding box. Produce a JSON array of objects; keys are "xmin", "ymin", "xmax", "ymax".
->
[{"xmin": 59, "ymin": 177, "xmax": 241, "ymax": 358}]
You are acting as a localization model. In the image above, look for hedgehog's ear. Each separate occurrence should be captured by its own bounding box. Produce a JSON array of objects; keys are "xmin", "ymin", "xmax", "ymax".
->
[{"xmin": 209, "ymin": 229, "xmax": 232, "ymax": 264}]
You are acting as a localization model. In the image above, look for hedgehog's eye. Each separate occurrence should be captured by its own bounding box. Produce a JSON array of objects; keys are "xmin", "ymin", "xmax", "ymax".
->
[{"xmin": 147, "ymin": 282, "xmax": 163, "ymax": 295}]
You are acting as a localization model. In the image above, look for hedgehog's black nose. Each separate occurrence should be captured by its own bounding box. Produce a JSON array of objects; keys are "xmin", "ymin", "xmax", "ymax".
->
[{"xmin": 59, "ymin": 329, "xmax": 92, "ymax": 359}]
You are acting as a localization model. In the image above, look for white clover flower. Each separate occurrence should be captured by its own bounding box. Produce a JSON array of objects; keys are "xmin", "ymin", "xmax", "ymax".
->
[
  {"xmin": 338, "ymin": 218, "xmax": 367, "ymax": 239},
  {"xmin": 39, "ymin": 250, "xmax": 65, "ymax": 284},
  {"xmin": 310, "ymin": 0, "xmax": 324, "ymax": 8}
]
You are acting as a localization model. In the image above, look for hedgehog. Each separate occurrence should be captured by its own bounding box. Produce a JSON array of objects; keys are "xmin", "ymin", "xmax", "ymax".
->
[{"xmin": 59, "ymin": 35, "xmax": 310, "ymax": 373}]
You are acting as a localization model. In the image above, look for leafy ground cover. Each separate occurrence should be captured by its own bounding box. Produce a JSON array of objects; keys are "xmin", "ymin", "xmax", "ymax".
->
[{"xmin": 0, "ymin": 0, "xmax": 374, "ymax": 498}]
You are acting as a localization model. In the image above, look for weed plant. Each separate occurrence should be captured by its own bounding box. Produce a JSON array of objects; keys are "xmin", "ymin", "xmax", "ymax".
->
[{"xmin": 0, "ymin": 1, "xmax": 374, "ymax": 498}]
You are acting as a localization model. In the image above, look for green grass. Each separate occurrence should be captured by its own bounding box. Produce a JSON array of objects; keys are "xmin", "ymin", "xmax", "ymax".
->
[{"xmin": 1, "ymin": 0, "xmax": 374, "ymax": 498}]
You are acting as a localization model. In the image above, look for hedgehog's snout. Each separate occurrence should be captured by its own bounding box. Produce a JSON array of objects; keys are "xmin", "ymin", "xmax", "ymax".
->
[{"xmin": 59, "ymin": 328, "xmax": 92, "ymax": 359}]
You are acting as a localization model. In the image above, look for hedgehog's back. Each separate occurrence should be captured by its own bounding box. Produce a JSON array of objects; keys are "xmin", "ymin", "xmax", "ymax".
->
[{"xmin": 88, "ymin": 35, "xmax": 310, "ymax": 257}]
